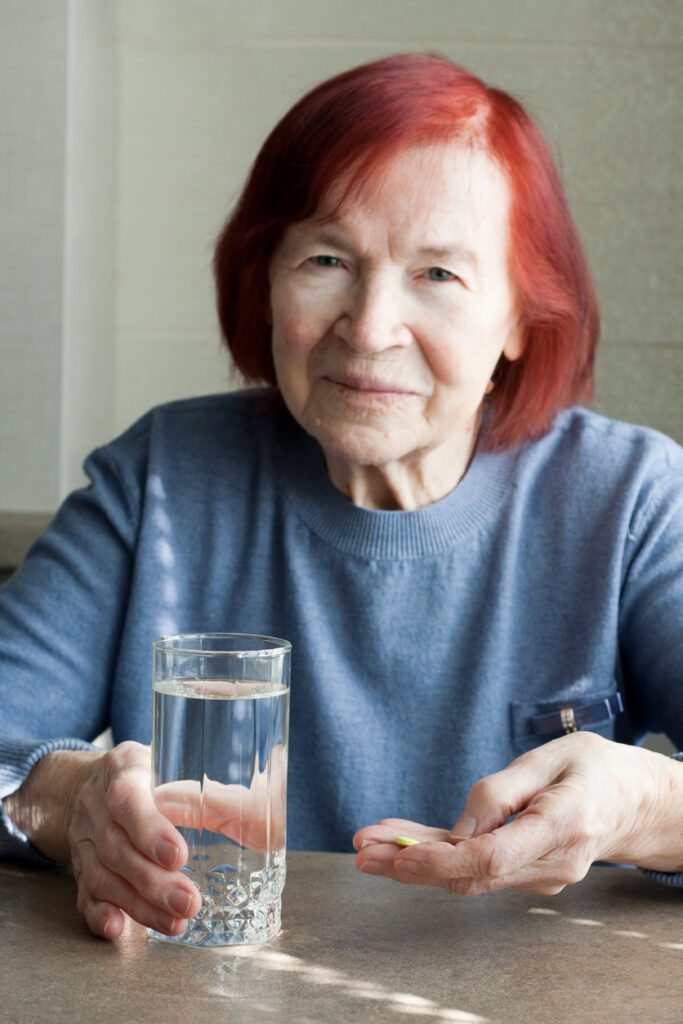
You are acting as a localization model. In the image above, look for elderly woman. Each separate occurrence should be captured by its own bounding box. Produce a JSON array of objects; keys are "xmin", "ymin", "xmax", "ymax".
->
[{"xmin": 1, "ymin": 53, "xmax": 682, "ymax": 941}]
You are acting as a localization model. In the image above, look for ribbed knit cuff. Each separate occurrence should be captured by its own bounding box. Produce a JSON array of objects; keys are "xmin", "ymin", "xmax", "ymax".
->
[
  {"xmin": 639, "ymin": 751, "xmax": 683, "ymax": 888},
  {"xmin": 0, "ymin": 737, "xmax": 98, "ymax": 866}
]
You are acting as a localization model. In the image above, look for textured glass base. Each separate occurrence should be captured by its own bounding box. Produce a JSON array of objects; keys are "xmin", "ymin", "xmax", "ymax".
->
[{"xmin": 148, "ymin": 858, "xmax": 285, "ymax": 948}]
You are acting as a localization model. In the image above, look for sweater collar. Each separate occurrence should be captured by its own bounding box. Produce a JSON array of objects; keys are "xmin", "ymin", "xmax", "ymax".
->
[{"xmin": 276, "ymin": 402, "xmax": 518, "ymax": 559}]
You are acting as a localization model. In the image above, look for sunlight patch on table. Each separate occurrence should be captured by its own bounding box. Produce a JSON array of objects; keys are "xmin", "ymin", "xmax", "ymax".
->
[
  {"xmin": 390, "ymin": 992, "xmax": 438, "ymax": 1008},
  {"xmin": 527, "ymin": 906, "xmax": 663, "ymax": 946},
  {"xmin": 436, "ymin": 1011, "xmax": 489, "ymax": 1022},
  {"xmin": 225, "ymin": 945, "xmax": 489, "ymax": 1022},
  {"xmin": 345, "ymin": 988, "xmax": 393, "ymax": 1000}
]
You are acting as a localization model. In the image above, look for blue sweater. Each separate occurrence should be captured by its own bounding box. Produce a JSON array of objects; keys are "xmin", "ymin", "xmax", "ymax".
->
[{"xmin": 1, "ymin": 390, "xmax": 682, "ymax": 883}]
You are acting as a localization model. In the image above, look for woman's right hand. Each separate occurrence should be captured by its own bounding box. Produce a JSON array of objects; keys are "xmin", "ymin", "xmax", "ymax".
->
[{"xmin": 67, "ymin": 741, "xmax": 201, "ymax": 940}]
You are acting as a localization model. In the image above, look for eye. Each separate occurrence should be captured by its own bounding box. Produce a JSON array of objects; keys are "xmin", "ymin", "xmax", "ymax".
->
[
  {"xmin": 425, "ymin": 266, "xmax": 459, "ymax": 282},
  {"xmin": 309, "ymin": 255, "xmax": 344, "ymax": 268}
]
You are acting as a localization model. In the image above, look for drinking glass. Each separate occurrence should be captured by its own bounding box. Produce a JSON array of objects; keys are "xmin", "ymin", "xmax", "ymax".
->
[{"xmin": 149, "ymin": 632, "xmax": 291, "ymax": 947}]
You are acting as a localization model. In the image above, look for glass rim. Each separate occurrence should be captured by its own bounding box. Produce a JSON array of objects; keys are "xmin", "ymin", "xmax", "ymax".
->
[{"xmin": 153, "ymin": 632, "xmax": 292, "ymax": 658}]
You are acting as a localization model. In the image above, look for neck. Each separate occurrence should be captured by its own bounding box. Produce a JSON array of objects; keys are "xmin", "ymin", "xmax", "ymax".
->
[{"xmin": 324, "ymin": 430, "xmax": 480, "ymax": 511}]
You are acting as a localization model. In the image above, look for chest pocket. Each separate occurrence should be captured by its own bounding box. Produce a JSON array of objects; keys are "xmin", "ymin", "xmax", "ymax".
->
[{"xmin": 509, "ymin": 687, "xmax": 623, "ymax": 756}]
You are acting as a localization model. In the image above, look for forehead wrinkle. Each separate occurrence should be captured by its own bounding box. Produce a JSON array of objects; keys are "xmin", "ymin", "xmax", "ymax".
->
[
  {"xmin": 286, "ymin": 141, "xmax": 510, "ymax": 271},
  {"xmin": 288, "ymin": 217, "xmax": 393, "ymax": 263},
  {"xmin": 417, "ymin": 243, "xmax": 479, "ymax": 270},
  {"xmin": 288, "ymin": 219, "xmax": 479, "ymax": 270}
]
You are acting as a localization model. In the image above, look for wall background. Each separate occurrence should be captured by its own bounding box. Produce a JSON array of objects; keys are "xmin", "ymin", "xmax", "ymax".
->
[{"xmin": 1, "ymin": 0, "xmax": 681, "ymax": 514}]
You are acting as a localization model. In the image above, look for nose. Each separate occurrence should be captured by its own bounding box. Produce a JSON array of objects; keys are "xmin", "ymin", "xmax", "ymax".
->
[{"xmin": 333, "ymin": 273, "xmax": 413, "ymax": 353}]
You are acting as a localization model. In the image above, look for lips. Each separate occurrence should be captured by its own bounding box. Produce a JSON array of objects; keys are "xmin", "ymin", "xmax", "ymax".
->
[{"xmin": 323, "ymin": 373, "xmax": 416, "ymax": 395}]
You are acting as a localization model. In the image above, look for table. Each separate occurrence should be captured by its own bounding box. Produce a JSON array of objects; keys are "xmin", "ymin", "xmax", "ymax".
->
[{"xmin": 1, "ymin": 853, "xmax": 681, "ymax": 1024}]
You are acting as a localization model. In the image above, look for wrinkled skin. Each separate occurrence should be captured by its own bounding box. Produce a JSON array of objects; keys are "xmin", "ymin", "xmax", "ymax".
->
[
  {"xmin": 68, "ymin": 741, "xmax": 286, "ymax": 939},
  {"xmin": 354, "ymin": 733, "xmax": 683, "ymax": 896},
  {"xmin": 68, "ymin": 742, "xmax": 198, "ymax": 939}
]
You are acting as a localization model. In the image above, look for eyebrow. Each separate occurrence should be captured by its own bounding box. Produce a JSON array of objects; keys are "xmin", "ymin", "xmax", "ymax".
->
[
  {"xmin": 293, "ymin": 225, "xmax": 478, "ymax": 268},
  {"xmin": 417, "ymin": 244, "xmax": 478, "ymax": 268}
]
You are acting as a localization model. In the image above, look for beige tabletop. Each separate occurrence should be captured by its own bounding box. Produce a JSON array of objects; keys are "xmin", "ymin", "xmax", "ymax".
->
[{"xmin": 1, "ymin": 852, "xmax": 682, "ymax": 1024}]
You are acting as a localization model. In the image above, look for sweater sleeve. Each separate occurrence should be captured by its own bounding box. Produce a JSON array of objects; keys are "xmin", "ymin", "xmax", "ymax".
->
[
  {"xmin": 618, "ymin": 460, "xmax": 683, "ymax": 887},
  {"xmin": 0, "ymin": 438, "xmax": 141, "ymax": 864},
  {"xmin": 619, "ymin": 465, "xmax": 683, "ymax": 748}
]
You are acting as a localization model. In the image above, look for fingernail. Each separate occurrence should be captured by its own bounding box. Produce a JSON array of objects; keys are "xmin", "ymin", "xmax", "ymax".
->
[
  {"xmin": 168, "ymin": 889, "xmax": 193, "ymax": 916},
  {"xmin": 360, "ymin": 839, "xmax": 378, "ymax": 850},
  {"xmin": 156, "ymin": 839, "xmax": 179, "ymax": 868}
]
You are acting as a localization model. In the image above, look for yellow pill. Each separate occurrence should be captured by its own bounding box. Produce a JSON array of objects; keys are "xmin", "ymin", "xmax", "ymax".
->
[{"xmin": 394, "ymin": 836, "xmax": 421, "ymax": 847}]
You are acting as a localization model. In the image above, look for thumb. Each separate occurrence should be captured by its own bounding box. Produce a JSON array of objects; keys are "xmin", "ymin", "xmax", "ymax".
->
[{"xmin": 450, "ymin": 742, "xmax": 568, "ymax": 839}]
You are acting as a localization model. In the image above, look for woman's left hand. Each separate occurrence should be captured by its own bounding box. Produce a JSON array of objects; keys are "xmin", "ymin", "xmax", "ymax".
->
[{"xmin": 353, "ymin": 732, "xmax": 683, "ymax": 896}]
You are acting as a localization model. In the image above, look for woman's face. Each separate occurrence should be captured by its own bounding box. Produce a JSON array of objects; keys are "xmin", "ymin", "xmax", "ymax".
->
[{"xmin": 268, "ymin": 141, "xmax": 524, "ymax": 475}]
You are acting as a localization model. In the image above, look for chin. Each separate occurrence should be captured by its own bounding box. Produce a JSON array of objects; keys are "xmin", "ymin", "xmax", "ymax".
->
[{"xmin": 310, "ymin": 421, "xmax": 419, "ymax": 468}]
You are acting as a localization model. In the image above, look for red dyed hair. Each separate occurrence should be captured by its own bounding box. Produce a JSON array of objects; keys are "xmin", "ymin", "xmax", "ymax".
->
[{"xmin": 213, "ymin": 53, "xmax": 598, "ymax": 448}]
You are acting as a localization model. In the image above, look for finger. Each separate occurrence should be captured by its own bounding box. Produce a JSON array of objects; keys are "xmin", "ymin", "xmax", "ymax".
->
[
  {"xmin": 393, "ymin": 820, "xmax": 592, "ymax": 895},
  {"xmin": 357, "ymin": 839, "xmax": 471, "ymax": 887},
  {"xmin": 154, "ymin": 779, "xmax": 284, "ymax": 852},
  {"xmin": 101, "ymin": 750, "xmax": 188, "ymax": 869},
  {"xmin": 391, "ymin": 820, "xmax": 557, "ymax": 888},
  {"xmin": 450, "ymin": 740, "xmax": 571, "ymax": 838},
  {"xmin": 355, "ymin": 843, "xmax": 397, "ymax": 877},
  {"xmin": 447, "ymin": 847, "xmax": 592, "ymax": 896},
  {"xmin": 469, "ymin": 791, "xmax": 580, "ymax": 878},
  {"xmin": 353, "ymin": 819, "xmax": 450, "ymax": 851},
  {"xmin": 76, "ymin": 838, "xmax": 190, "ymax": 935},
  {"xmin": 80, "ymin": 893, "xmax": 188, "ymax": 939},
  {"xmin": 95, "ymin": 819, "xmax": 201, "ymax": 919},
  {"xmin": 78, "ymin": 895, "xmax": 126, "ymax": 940},
  {"xmin": 357, "ymin": 842, "xmax": 581, "ymax": 896},
  {"xmin": 203, "ymin": 776, "xmax": 284, "ymax": 850},
  {"xmin": 390, "ymin": 837, "xmax": 490, "ymax": 888}
]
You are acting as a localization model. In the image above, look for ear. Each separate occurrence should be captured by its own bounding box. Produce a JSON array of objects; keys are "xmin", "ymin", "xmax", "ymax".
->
[{"xmin": 502, "ymin": 320, "xmax": 526, "ymax": 363}]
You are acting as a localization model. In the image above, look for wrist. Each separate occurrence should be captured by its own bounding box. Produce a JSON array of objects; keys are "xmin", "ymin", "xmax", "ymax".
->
[
  {"xmin": 3, "ymin": 749, "xmax": 103, "ymax": 864},
  {"xmin": 608, "ymin": 747, "xmax": 683, "ymax": 873}
]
